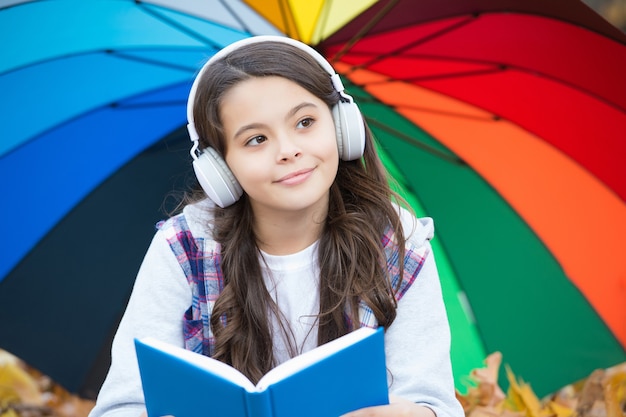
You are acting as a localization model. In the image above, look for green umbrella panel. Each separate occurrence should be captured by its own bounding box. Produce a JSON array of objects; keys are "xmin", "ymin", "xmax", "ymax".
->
[
  {"xmin": 380, "ymin": 144, "xmax": 486, "ymax": 394},
  {"xmin": 349, "ymin": 82, "xmax": 626, "ymax": 397}
]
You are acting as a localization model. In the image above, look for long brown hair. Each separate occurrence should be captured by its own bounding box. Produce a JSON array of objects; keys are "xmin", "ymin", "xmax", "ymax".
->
[{"xmin": 190, "ymin": 41, "xmax": 407, "ymax": 384}]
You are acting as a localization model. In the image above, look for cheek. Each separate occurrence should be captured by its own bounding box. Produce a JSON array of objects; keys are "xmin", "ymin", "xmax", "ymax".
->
[
  {"xmin": 326, "ymin": 147, "xmax": 340, "ymax": 172},
  {"xmin": 319, "ymin": 137, "xmax": 340, "ymax": 180},
  {"xmin": 226, "ymin": 157, "xmax": 265, "ymax": 191},
  {"xmin": 324, "ymin": 129, "xmax": 341, "ymax": 165},
  {"xmin": 315, "ymin": 118, "xmax": 339, "ymax": 155}
]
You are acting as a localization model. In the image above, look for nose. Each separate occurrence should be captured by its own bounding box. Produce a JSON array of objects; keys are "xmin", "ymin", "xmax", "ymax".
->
[{"xmin": 276, "ymin": 134, "xmax": 302, "ymax": 162}]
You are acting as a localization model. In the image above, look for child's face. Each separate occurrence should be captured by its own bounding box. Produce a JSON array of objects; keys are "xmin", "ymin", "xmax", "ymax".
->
[{"xmin": 221, "ymin": 75, "xmax": 339, "ymax": 217}]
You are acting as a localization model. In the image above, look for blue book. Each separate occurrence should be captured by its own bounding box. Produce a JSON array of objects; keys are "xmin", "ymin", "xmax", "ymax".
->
[{"xmin": 135, "ymin": 327, "xmax": 389, "ymax": 417}]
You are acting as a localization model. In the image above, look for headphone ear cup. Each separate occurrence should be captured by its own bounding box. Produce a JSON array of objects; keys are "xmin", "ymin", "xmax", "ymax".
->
[
  {"xmin": 192, "ymin": 147, "xmax": 243, "ymax": 208},
  {"xmin": 332, "ymin": 102, "xmax": 365, "ymax": 161}
]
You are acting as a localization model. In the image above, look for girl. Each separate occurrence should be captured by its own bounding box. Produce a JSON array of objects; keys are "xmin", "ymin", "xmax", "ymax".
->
[{"xmin": 89, "ymin": 36, "xmax": 463, "ymax": 417}]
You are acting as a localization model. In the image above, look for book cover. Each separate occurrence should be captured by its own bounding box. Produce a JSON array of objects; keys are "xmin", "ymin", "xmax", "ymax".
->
[{"xmin": 135, "ymin": 326, "xmax": 389, "ymax": 417}]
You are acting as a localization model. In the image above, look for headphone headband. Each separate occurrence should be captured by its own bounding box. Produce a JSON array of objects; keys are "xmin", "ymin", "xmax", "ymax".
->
[{"xmin": 187, "ymin": 35, "xmax": 348, "ymax": 144}]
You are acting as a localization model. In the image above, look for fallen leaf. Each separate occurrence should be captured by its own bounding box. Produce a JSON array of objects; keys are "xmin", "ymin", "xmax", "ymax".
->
[{"xmin": 0, "ymin": 352, "xmax": 42, "ymax": 407}]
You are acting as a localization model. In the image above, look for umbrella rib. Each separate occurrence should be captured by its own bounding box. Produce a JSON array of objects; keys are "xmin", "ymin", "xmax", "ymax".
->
[
  {"xmin": 329, "ymin": 0, "xmax": 400, "ymax": 62},
  {"xmin": 365, "ymin": 117, "xmax": 466, "ymax": 165},
  {"xmin": 394, "ymin": 102, "xmax": 496, "ymax": 123},
  {"xmin": 315, "ymin": 0, "xmax": 334, "ymax": 42},
  {"xmin": 135, "ymin": 1, "xmax": 228, "ymax": 49},
  {"xmin": 110, "ymin": 99, "xmax": 187, "ymax": 110},
  {"xmin": 354, "ymin": 94, "xmax": 497, "ymax": 122},
  {"xmin": 219, "ymin": 0, "xmax": 254, "ymax": 35},
  {"xmin": 110, "ymin": 50, "xmax": 198, "ymax": 73},
  {"xmin": 278, "ymin": 0, "xmax": 300, "ymax": 40},
  {"xmin": 356, "ymin": 66, "xmax": 504, "ymax": 85}
]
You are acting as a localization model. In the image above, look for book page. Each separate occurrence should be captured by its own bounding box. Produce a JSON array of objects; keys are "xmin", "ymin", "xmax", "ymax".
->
[
  {"xmin": 138, "ymin": 337, "xmax": 256, "ymax": 391},
  {"xmin": 256, "ymin": 327, "xmax": 376, "ymax": 390}
]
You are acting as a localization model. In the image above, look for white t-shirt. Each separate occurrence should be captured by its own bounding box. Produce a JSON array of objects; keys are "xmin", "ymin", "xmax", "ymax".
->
[{"xmin": 261, "ymin": 241, "xmax": 320, "ymax": 361}]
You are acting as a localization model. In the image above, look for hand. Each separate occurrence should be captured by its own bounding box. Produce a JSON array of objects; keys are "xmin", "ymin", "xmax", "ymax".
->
[{"xmin": 340, "ymin": 395, "xmax": 437, "ymax": 417}]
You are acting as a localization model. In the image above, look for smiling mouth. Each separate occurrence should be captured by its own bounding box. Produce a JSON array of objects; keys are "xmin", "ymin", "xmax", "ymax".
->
[{"xmin": 275, "ymin": 168, "xmax": 314, "ymax": 185}]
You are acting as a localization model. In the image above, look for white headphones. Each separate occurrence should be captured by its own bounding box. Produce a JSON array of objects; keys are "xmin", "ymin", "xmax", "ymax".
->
[{"xmin": 187, "ymin": 35, "xmax": 366, "ymax": 207}]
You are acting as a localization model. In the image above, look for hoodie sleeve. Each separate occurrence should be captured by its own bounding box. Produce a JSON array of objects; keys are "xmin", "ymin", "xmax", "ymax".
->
[
  {"xmin": 385, "ymin": 208, "xmax": 464, "ymax": 417},
  {"xmin": 88, "ymin": 228, "xmax": 191, "ymax": 417}
]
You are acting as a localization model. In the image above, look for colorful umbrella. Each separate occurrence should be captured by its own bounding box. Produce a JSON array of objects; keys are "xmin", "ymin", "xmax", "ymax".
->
[
  {"xmin": 311, "ymin": 0, "xmax": 626, "ymax": 395},
  {"xmin": 1, "ymin": 0, "xmax": 624, "ymax": 399},
  {"xmin": 0, "ymin": 0, "xmax": 278, "ymax": 397}
]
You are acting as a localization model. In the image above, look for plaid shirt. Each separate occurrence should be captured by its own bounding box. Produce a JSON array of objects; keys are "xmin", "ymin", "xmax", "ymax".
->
[{"xmin": 159, "ymin": 214, "xmax": 428, "ymax": 357}]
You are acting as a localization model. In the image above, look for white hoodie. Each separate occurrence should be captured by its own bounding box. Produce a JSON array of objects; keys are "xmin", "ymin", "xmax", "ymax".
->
[{"xmin": 89, "ymin": 200, "xmax": 463, "ymax": 417}]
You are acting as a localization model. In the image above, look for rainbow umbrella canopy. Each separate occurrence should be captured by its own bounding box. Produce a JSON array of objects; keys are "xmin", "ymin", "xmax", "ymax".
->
[
  {"xmin": 1, "ymin": 0, "xmax": 624, "ymax": 399},
  {"xmin": 0, "ymin": 0, "xmax": 282, "ymax": 398},
  {"xmin": 314, "ymin": 0, "xmax": 626, "ymax": 396}
]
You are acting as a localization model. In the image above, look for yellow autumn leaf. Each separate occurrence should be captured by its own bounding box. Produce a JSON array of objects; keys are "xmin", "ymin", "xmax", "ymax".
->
[
  {"xmin": 504, "ymin": 365, "xmax": 547, "ymax": 417},
  {"xmin": 0, "ymin": 351, "xmax": 42, "ymax": 407},
  {"xmin": 459, "ymin": 351, "xmax": 507, "ymax": 412},
  {"xmin": 603, "ymin": 368, "xmax": 626, "ymax": 417},
  {"xmin": 546, "ymin": 399, "xmax": 575, "ymax": 417},
  {"xmin": 0, "ymin": 409, "xmax": 19, "ymax": 417}
]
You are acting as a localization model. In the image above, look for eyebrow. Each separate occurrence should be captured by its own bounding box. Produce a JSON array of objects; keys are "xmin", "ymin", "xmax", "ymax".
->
[
  {"xmin": 287, "ymin": 102, "xmax": 318, "ymax": 119},
  {"xmin": 233, "ymin": 102, "xmax": 319, "ymax": 140},
  {"xmin": 234, "ymin": 123, "xmax": 265, "ymax": 140}
]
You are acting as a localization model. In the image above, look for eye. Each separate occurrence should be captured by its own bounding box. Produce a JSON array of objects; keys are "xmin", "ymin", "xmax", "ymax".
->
[
  {"xmin": 245, "ymin": 135, "xmax": 267, "ymax": 146},
  {"xmin": 296, "ymin": 117, "xmax": 315, "ymax": 129}
]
